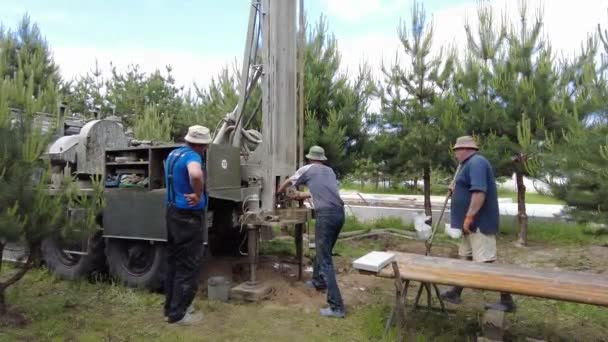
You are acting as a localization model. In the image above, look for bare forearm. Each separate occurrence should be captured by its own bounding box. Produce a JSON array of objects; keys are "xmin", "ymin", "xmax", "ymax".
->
[
  {"xmin": 190, "ymin": 175, "xmax": 204, "ymax": 196},
  {"xmin": 277, "ymin": 179, "xmax": 293, "ymax": 193},
  {"xmin": 467, "ymin": 192, "xmax": 486, "ymax": 217}
]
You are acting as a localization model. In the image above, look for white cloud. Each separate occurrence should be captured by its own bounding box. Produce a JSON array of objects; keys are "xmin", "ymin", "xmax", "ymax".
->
[
  {"xmin": 321, "ymin": 0, "xmax": 408, "ymax": 22},
  {"xmin": 53, "ymin": 46, "xmax": 234, "ymax": 91},
  {"xmin": 49, "ymin": 0, "xmax": 608, "ymax": 96},
  {"xmin": 335, "ymin": 0, "xmax": 608, "ymax": 81}
]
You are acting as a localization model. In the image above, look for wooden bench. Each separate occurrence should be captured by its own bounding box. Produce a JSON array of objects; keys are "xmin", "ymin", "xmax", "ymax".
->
[{"xmin": 356, "ymin": 251, "xmax": 608, "ymax": 340}]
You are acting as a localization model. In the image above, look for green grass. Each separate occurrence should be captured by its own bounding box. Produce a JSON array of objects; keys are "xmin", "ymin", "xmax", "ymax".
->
[
  {"xmin": 499, "ymin": 218, "xmax": 608, "ymax": 246},
  {"xmin": 340, "ymin": 180, "xmax": 448, "ymax": 196},
  {"xmin": 341, "ymin": 180, "xmax": 564, "ymax": 205},
  {"xmin": 3, "ymin": 229, "xmax": 608, "ymax": 341},
  {"xmin": 497, "ymin": 189, "xmax": 565, "ymax": 205},
  {"xmin": 0, "ymin": 267, "xmax": 393, "ymax": 342},
  {"xmin": 342, "ymin": 215, "xmax": 414, "ymax": 233},
  {"xmin": 2, "ymin": 270, "xmax": 605, "ymax": 342}
]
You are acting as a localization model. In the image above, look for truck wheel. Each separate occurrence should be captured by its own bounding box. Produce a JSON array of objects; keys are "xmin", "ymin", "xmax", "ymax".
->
[
  {"xmin": 105, "ymin": 238, "xmax": 167, "ymax": 290},
  {"xmin": 41, "ymin": 231, "xmax": 106, "ymax": 280}
]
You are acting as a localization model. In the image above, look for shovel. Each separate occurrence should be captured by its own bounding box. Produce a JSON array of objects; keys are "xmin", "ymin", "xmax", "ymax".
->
[{"xmin": 425, "ymin": 164, "xmax": 462, "ymax": 256}]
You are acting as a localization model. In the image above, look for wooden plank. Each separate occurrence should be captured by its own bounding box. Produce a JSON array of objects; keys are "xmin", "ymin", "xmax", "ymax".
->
[{"xmin": 377, "ymin": 252, "xmax": 608, "ymax": 307}]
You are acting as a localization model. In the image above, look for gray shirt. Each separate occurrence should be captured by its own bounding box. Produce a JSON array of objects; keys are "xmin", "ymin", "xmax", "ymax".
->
[{"xmin": 291, "ymin": 163, "xmax": 344, "ymax": 210}]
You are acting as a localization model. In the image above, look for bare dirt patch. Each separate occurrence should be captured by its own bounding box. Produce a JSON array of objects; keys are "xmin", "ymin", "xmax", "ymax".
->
[{"xmin": 0, "ymin": 308, "xmax": 27, "ymax": 328}]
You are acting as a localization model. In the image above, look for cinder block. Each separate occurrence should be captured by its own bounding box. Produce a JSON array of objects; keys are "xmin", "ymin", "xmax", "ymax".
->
[{"xmin": 352, "ymin": 251, "xmax": 396, "ymax": 273}]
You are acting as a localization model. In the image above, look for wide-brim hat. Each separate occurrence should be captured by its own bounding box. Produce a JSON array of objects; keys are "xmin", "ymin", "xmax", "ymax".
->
[
  {"xmin": 185, "ymin": 125, "xmax": 212, "ymax": 144},
  {"xmin": 453, "ymin": 135, "xmax": 479, "ymax": 150},
  {"xmin": 305, "ymin": 145, "xmax": 327, "ymax": 161}
]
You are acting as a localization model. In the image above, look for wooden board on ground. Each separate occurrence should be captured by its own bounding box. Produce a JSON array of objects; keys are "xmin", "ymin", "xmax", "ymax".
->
[{"xmin": 376, "ymin": 251, "xmax": 608, "ymax": 307}]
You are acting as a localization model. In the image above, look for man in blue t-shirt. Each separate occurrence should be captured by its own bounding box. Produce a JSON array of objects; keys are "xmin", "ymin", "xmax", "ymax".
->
[
  {"xmin": 440, "ymin": 136, "xmax": 516, "ymax": 313},
  {"xmin": 163, "ymin": 125, "xmax": 211, "ymax": 325}
]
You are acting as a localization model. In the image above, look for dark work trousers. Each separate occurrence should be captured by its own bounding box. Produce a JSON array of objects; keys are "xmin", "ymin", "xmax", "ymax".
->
[
  {"xmin": 164, "ymin": 205, "xmax": 204, "ymax": 323},
  {"xmin": 311, "ymin": 207, "xmax": 345, "ymax": 312}
]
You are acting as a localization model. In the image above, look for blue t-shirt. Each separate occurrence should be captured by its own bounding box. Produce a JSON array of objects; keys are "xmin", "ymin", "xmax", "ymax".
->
[
  {"xmin": 164, "ymin": 146, "xmax": 207, "ymax": 210},
  {"xmin": 450, "ymin": 153, "xmax": 499, "ymax": 234}
]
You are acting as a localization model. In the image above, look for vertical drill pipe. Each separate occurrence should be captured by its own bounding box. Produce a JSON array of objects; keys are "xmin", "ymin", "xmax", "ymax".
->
[
  {"xmin": 297, "ymin": 0, "xmax": 305, "ymax": 168},
  {"xmin": 295, "ymin": 223, "xmax": 304, "ymax": 280},
  {"xmin": 247, "ymin": 226, "xmax": 259, "ymax": 285}
]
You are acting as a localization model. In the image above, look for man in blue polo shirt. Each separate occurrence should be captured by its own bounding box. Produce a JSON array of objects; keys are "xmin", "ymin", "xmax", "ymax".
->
[
  {"xmin": 440, "ymin": 136, "xmax": 516, "ymax": 312},
  {"xmin": 163, "ymin": 125, "xmax": 211, "ymax": 325}
]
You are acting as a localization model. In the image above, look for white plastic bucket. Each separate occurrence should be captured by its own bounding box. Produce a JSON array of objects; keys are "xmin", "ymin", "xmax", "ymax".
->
[
  {"xmin": 444, "ymin": 223, "xmax": 462, "ymax": 239},
  {"xmin": 208, "ymin": 276, "xmax": 231, "ymax": 302}
]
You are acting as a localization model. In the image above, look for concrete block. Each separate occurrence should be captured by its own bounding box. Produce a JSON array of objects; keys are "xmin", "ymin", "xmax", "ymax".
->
[
  {"xmin": 482, "ymin": 309, "xmax": 506, "ymax": 341},
  {"xmin": 352, "ymin": 251, "xmax": 395, "ymax": 273},
  {"xmin": 230, "ymin": 282, "xmax": 272, "ymax": 302}
]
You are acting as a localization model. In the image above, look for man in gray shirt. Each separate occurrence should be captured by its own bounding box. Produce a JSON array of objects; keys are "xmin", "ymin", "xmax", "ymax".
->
[{"xmin": 277, "ymin": 145, "xmax": 345, "ymax": 318}]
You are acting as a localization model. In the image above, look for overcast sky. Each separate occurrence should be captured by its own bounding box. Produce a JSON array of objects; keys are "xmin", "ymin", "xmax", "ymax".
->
[{"xmin": 1, "ymin": 0, "xmax": 608, "ymax": 89}]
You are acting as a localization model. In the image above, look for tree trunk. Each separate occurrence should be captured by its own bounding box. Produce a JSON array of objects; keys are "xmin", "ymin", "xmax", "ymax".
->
[
  {"xmin": 0, "ymin": 242, "xmax": 3, "ymax": 316},
  {"xmin": 423, "ymin": 166, "xmax": 432, "ymax": 224},
  {"xmin": 413, "ymin": 178, "xmax": 418, "ymax": 191},
  {"xmin": 0, "ymin": 244, "xmax": 35, "ymax": 316},
  {"xmin": 0, "ymin": 286, "xmax": 5, "ymax": 316},
  {"xmin": 516, "ymin": 171, "xmax": 528, "ymax": 246},
  {"xmin": 0, "ymin": 241, "xmax": 4, "ymax": 277}
]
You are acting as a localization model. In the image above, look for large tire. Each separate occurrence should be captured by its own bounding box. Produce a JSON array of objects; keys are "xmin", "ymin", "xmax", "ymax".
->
[
  {"xmin": 41, "ymin": 230, "xmax": 106, "ymax": 280},
  {"xmin": 105, "ymin": 238, "xmax": 167, "ymax": 290}
]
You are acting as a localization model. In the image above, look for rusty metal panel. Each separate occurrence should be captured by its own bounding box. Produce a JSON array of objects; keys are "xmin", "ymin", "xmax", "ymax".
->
[
  {"xmin": 77, "ymin": 120, "xmax": 129, "ymax": 175},
  {"xmin": 207, "ymin": 144, "xmax": 241, "ymax": 201},
  {"xmin": 102, "ymin": 189, "xmax": 167, "ymax": 241}
]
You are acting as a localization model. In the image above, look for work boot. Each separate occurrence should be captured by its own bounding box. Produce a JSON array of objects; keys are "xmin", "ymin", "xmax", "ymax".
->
[
  {"xmin": 305, "ymin": 280, "xmax": 327, "ymax": 291},
  {"xmin": 485, "ymin": 293, "xmax": 516, "ymax": 313},
  {"xmin": 165, "ymin": 305, "xmax": 196, "ymax": 322},
  {"xmin": 440, "ymin": 287, "xmax": 463, "ymax": 305},
  {"xmin": 319, "ymin": 307, "xmax": 345, "ymax": 318},
  {"xmin": 171, "ymin": 311, "xmax": 204, "ymax": 326}
]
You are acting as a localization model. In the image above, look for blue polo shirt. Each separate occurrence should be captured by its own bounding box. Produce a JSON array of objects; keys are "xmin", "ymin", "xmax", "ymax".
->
[
  {"xmin": 164, "ymin": 146, "xmax": 207, "ymax": 210},
  {"xmin": 450, "ymin": 153, "xmax": 499, "ymax": 234}
]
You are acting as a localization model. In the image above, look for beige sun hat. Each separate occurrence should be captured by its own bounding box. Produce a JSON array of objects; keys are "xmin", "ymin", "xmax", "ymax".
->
[
  {"xmin": 184, "ymin": 125, "xmax": 212, "ymax": 145},
  {"xmin": 305, "ymin": 145, "xmax": 327, "ymax": 161},
  {"xmin": 453, "ymin": 135, "xmax": 479, "ymax": 150}
]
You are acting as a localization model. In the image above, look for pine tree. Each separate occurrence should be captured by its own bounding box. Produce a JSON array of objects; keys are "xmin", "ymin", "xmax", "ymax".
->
[
  {"xmin": 133, "ymin": 104, "xmax": 173, "ymax": 142},
  {"xmin": 456, "ymin": 1, "xmax": 566, "ymax": 245},
  {"xmin": 304, "ymin": 17, "xmax": 375, "ymax": 176},
  {"xmin": 104, "ymin": 64, "xmax": 183, "ymax": 129},
  {"xmin": 0, "ymin": 14, "xmax": 60, "ymax": 95},
  {"xmin": 61, "ymin": 60, "xmax": 107, "ymax": 117},
  {"xmin": 0, "ymin": 18, "xmax": 101, "ymax": 317},
  {"xmin": 379, "ymin": 1, "xmax": 461, "ymax": 222},
  {"xmin": 546, "ymin": 23, "xmax": 608, "ymax": 225}
]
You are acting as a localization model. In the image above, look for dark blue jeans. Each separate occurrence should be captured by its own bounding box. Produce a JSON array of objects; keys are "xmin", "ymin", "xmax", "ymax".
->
[
  {"xmin": 164, "ymin": 206, "xmax": 204, "ymax": 323},
  {"xmin": 311, "ymin": 207, "xmax": 345, "ymax": 312}
]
